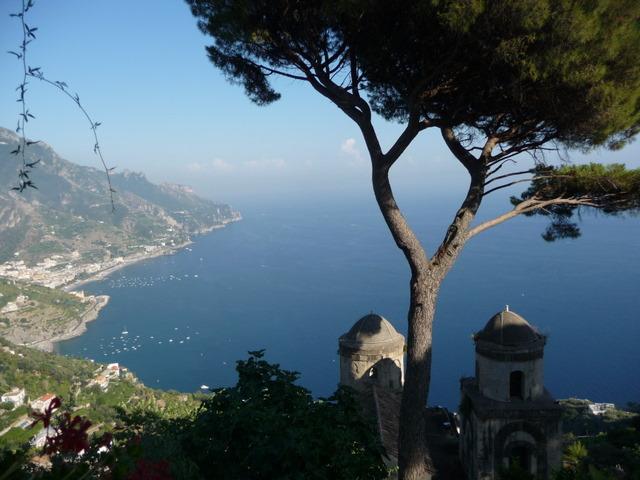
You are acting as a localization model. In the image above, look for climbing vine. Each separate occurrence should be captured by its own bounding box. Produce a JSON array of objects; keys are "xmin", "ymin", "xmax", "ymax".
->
[{"xmin": 7, "ymin": 0, "xmax": 116, "ymax": 210}]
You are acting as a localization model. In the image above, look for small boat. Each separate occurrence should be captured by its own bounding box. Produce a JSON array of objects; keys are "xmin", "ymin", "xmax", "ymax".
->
[
  {"xmin": 121, "ymin": 328, "xmax": 129, "ymax": 335},
  {"xmin": 200, "ymin": 385, "xmax": 210, "ymax": 390}
]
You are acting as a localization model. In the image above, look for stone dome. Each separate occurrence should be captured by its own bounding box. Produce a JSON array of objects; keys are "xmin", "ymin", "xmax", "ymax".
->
[
  {"xmin": 475, "ymin": 307, "xmax": 543, "ymax": 347},
  {"xmin": 339, "ymin": 313, "xmax": 405, "ymax": 351}
]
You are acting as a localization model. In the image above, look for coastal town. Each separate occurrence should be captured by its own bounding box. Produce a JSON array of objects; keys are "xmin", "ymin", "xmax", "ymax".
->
[{"xmin": 0, "ymin": 243, "xmax": 178, "ymax": 290}]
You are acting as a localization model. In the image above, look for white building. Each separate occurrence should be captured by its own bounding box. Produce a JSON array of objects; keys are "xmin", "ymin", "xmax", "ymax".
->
[
  {"xmin": 1, "ymin": 387, "xmax": 26, "ymax": 407},
  {"xmin": 0, "ymin": 302, "xmax": 19, "ymax": 314},
  {"xmin": 105, "ymin": 363, "xmax": 120, "ymax": 379},
  {"xmin": 88, "ymin": 375, "xmax": 109, "ymax": 391},
  {"xmin": 15, "ymin": 294, "xmax": 29, "ymax": 305},
  {"xmin": 31, "ymin": 426, "xmax": 56, "ymax": 448},
  {"xmin": 30, "ymin": 393, "xmax": 57, "ymax": 414},
  {"xmin": 588, "ymin": 403, "xmax": 615, "ymax": 415}
]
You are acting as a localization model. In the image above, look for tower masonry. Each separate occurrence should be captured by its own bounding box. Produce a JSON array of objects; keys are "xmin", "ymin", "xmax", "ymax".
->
[
  {"xmin": 338, "ymin": 313, "xmax": 405, "ymax": 392},
  {"xmin": 459, "ymin": 307, "xmax": 563, "ymax": 480}
]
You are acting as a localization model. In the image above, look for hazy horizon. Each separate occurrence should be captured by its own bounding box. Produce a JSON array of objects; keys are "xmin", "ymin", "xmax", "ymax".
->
[{"xmin": 2, "ymin": 0, "xmax": 640, "ymax": 206}]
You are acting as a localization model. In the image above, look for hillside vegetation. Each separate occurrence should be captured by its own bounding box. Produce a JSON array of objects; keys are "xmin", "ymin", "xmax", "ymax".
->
[
  {"xmin": 0, "ymin": 337, "xmax": 199, "ymax": 452},
  {"xmin": 0, "ymin": 126, "xmax": 239, "ymax": 265},
  {"xmin": 0, "ymin": 278, "xmax": 106, "ymax": 349}
]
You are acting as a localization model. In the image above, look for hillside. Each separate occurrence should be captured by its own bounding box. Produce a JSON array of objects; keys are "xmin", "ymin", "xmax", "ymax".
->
[
  {"xmin": 0, "ymin": 278, "xmax": 108, "ymax": 351},
  {"xmin": 0, "ymin": 127, "xmax": 240, "ymax": 273},
  {"xmin": 0, "ymin": 337, "xmax": 199, "ymax": 451}
]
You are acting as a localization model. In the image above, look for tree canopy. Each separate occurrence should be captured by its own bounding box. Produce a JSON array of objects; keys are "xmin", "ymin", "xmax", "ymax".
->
[
  {"xmin": 188, "ymin": 0, "xmax": 640, "ymax": 151},
  {"xmin": 187, "ymin": 0, "xmax": 640, "ymax": 242},
  {"xmin": 186, "ymin": 1, "xmax": 640, "ymax": 478},
  {"xmin": 344, "ymin": 0, "xmax": 640, "ymax": 149}
]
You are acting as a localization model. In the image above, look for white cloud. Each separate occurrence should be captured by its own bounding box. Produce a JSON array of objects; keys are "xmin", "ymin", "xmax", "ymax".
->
[
  {"xmin": 340, "ymin": 138, "xmax": 364, "ymax": 166},
  {"xmin": 211, "ymin": 158, "xmax": 235, "ymax": 172},
  {"xmin": 187, "ymin": 158, "xmax": 235, "ymax": 173},
  {"xmin": 243, "ymin": 158, "xmax": 286, "ymax": 170},
  {"xmin": 186, "ymin": 157, "xmax": 286, "ymax": 177}
]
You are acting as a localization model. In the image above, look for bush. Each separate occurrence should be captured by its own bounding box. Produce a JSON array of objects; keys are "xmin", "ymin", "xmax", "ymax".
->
[
  {"xmin": 180, "ymin": 350, "xmax": 387, "ymax": 479},
  {"xmin": 2, "ymin": 352, "xmax": 388, "ymax": 480}
]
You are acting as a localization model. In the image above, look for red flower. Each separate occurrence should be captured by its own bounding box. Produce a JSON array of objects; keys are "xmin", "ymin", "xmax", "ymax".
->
[
  {"xmin": 30, "ymin": 396, "xmax": 62, "ymax": 429},
  {"xmin": 45, "ymin": 412, "xmax": 92, "ymax": 455}
]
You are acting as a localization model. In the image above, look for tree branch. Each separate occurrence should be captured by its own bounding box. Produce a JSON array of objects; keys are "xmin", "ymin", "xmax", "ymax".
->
[
  {"xmin": 257, "ymin": 64, "xmax": 308, "ymax": 81},
  {"xmin": 488, "ymin": 135, "xmax": 556, "ymax": 164},
  {"xmin": 287, "ymin": 52, "xmax": 385, "ymax": 161},
  {"xmin": 349, "ymin": 49, "xmax": 361, "ymax": 99},
  {"xmin": 384, "ymin": 112, "xmax": 430, "ymax": 167},
  {"xmin": 372, "ymin": 164, "xmax": 430, "ymax": 273},
  {"xmin": 482, "ymin": 177, "xmax": 535, "ymax": 196},
  {"xmin": 483, "ymin": 174, "xmax": 573, "ymax": 196},
  {"xmin": 484, "ymin": 165, "xmax": 535, "ymax": 187},
  {"xmin": 467, "ymin": 197, "xmax": 599, "ymax": 238},
  {"xmin": 441, "ymin": 127, "xmax": 480, "ymax": 173}
]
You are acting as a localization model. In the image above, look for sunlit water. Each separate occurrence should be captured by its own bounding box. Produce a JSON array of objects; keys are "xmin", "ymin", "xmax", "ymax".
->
[{"xmin": 57, "ymin": 194, "xmax": 640, "ymax": 408}]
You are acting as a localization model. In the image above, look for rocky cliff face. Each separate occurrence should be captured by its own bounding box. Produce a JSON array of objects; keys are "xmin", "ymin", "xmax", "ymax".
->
[{"xmin": 0, "ymin": 127, "xmax": 239, "ymax": 264}]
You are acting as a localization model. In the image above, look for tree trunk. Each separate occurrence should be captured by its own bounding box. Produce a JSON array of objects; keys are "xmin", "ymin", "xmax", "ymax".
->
[
  {"xmin": 398, "ymin": 272, "xmax": 442, "ymax": 480},
  {"xmin": 371, "ymin": 159, "xmax": 484, "ymax": 480},
  {"xmin": 371, "ymin": 163, "xmax": 437, "ymax": 479}
]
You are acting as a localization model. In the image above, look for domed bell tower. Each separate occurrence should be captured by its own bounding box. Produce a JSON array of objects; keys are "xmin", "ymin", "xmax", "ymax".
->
[
  {"xmin": 459, "ymin": 306, "xmax": 563, "ymax": 480},
  {"xmin": 339, "ymin": 313, "xmax": 405, "ymax": 392}
]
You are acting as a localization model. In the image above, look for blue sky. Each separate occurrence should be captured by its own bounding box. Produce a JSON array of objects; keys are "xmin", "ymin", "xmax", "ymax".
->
[{"xmin": 1, "ymin": 0, "xmax": 639, "ymax": 206}]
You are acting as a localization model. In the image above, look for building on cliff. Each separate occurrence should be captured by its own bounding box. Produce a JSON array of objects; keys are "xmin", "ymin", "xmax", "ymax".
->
[
  {"xmin": 338, "ymin": 313, "xmax": 405, "ymax": 393},
  {"xmin": 459, "ymin": 306, "xmax": 563, "ymax": 479},
  {"xmin": 339, "ymin": 307, "xmax": 562, "ymax": 480}
]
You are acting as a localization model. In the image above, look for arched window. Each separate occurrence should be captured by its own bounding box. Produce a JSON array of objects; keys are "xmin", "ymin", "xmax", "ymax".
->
[
  {"xmin": 510, "ymin": 371, "xmax": 524, "ymax": 400},
  {"xmin": 509, "ymin": 445, "xmax": 531, "ymax": 472}
]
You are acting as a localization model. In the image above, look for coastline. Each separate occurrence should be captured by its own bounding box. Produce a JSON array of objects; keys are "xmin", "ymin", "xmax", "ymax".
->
[
  {"xmin": 62, "ymin": 240, "xmax": 192, "ymax": 292},
  {"xmin": 63, "ymin": 215, "xmax": 242, "ymax": 292},
  {"xmin": 46, "ymin": 215, "xmax": 242, "ymax": 349},
  {"xmin": 27, "ymin": 294, "xmax": 110, "ymax": 352}
]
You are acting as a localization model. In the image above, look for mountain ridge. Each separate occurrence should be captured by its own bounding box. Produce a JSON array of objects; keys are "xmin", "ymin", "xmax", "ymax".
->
[{"xmin": 0, "ymin": 126, "xmax": 240, "ymax": 277}]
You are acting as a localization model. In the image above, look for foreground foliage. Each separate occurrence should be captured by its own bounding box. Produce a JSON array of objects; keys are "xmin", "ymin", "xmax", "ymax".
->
[
  {"xmin": 0, "ymin": 351, "xmax": 387, "ymax": 479},
  {"xmin": 512, "ymin": 164, "xmax": 640, "ymax": 240},
  {"xmin": 555, "ymin": 401, "xmax": 640, "ymax": 479}
]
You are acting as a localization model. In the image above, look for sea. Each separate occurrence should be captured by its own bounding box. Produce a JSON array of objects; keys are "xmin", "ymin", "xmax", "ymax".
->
[{"xmin": 56, "ymin": 192, "xmax": 640, "ymax": 408}]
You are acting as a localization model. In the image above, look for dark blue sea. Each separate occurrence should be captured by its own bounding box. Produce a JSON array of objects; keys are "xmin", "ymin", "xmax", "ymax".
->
[{"xmin": 56, "ymin": 193, "xmax": 640, "ymax": 408}]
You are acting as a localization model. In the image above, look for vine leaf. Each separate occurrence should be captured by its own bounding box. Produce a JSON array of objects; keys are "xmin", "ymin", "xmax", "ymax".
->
[
  {"xmin": 25, "ymin": 24, "xmax": 37, "ymax": 38},
  {"xmin": 10, "ymin": 0, "xmax": 116, "ymax": 211}
]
